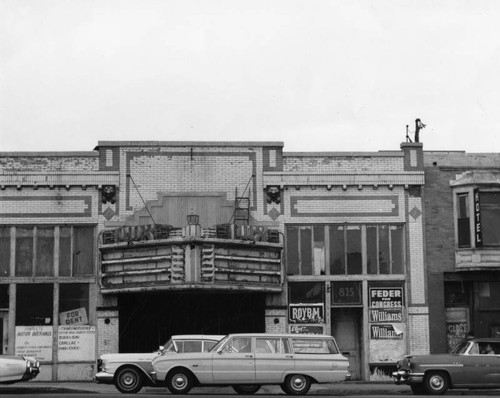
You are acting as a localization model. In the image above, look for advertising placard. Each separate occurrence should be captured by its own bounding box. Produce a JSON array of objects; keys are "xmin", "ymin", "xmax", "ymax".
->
[
  {"xmin": 289, "ymin": 325, "xmax": 324, "ymax": 334},
  {"xmin": 369, "ymin": 308, "xmax": 404, "ymax": 323},
  {"xmin": 289, "ymin": 304, "xmax": 324, "ymax": 323},
  {"xmin": 370, "ymin": 324, "xmax": 404, "ymax": 339},
  {"xmin": 369, "ymin": 287, "xmax": 404, "ymax": 308},
  {"xmin": 15, "ymin": 326, "xmax": 53, "ymax": 361},
  {"xmin": 58, "ymin": 325, "xmax": 96, "ymax": 362}
]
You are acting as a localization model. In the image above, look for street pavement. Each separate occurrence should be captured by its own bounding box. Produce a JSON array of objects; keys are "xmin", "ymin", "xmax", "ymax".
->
[{"xmin": 1, "ymin": 380, "xmax": 413, "ymax": 395}]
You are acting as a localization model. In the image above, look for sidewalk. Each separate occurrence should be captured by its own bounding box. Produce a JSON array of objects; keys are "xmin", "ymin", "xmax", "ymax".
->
[{"xmin": 1, "ymin": 380, "xmax": 412, "ymax": 395}]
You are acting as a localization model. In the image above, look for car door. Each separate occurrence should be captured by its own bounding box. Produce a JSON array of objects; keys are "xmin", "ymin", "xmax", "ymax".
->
[
  {"xmin": 459, "ymin": 342, "xmax": 500, "ymax": 386},
  {"xmin": 254, "ymin": 337, "xmax": 294, "ymax": 383},
  {"xmin": 212, "ymin": 337, "xmax": 255, "ymax": 383}
]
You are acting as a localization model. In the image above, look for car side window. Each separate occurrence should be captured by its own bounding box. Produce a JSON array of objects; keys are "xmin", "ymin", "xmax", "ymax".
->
[
  {"xmin": 204, "ymin": 340, "xmax": 218, "ymax": 352},
  {"xmin": 256, "ymin": 337, "xmax": 284, "ymax": 354},
  {"xmin": 178, "ymin": 340, "xmax": 202, "ymax": 353},
  {"xmin": 291, "ymin": 338, "xmax": 338, "ymax": 354},
  {"xmin": 222, "ymin": 337, "xmax": 251, "ymax": 353}
]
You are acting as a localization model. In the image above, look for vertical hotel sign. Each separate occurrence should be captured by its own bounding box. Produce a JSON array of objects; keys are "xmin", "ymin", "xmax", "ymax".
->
[{"xmin": 473, "ymin": 188, "xmax": 482, "ymax": 247}]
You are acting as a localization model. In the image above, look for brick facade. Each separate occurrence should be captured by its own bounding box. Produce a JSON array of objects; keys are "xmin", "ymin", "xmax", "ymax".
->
[{"xmin": 0, "ymin": 140, "xmax": 430, "ymax": 381}]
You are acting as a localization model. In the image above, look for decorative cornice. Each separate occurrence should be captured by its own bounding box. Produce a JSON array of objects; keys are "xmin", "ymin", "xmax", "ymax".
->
[
  {"xmin": 0, "ymin": 172, "xmax": 119, "ymax": 187},
  {"xmin": 264, "ymin": 172, "xmax": 424, "ymax": 186}
]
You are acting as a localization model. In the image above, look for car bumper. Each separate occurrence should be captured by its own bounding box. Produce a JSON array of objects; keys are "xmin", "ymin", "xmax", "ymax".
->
[
  {"xmin": 94, "ymin": 371, "xmax": 114, "ymax": 384},
  {"xmin": 392, "ymin": 369, "xmax": 424, "ymax": 385}
]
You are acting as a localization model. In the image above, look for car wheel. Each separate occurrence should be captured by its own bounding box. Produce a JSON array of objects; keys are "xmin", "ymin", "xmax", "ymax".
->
[
  {"xmin": 424, "ymin": 371, "xmax": 449, "ymax": 395},
  {"xmin": 232, "ymin": 385, "xmax": 261, "ymax": 394},
  {"xmin": 282, "ymin": 374, "xmax": 311, "ymax": 395},
  {"xmin": 114, "ymin": 367, "xmax": 143, "ymax": 394},
  {"xmin": 410, "ymin": 384, "xmax": 426, "ymax": 395},
  {"xmin": 166, "ymin": 368, "xmax": 193, "ymax": 394}
]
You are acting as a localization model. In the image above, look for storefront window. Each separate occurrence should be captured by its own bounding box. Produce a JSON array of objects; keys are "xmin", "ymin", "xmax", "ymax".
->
[
  {"xmin": 478, "ymin": 282, "xmax": 500, "ymax": 310},
  {"xmin": 15, "ymin": 228, "xmax": 33, "ymax": 276},
  {"xmin": 11, "ymin": 226, "xmax": 94, "ymax": 277},
  {"xmin": 0, "ymin": 227, "xmax": 10, "ymax": 276},
  {"xmin": 287, "ymin": 224, "xmax": 405, "ymax": 276},
  {"xmin": 35, "ymin": 227, "xmax": 54, "ymax": 276},
  {"xmin": 59, "ymin": 284, "xmax": 90, "ymax": 325},
  {"xmin": 288, "ymin": 282, "xmax": 325, "ymax": 324},
  {"xmin": 16, "ymin": 284, "xmax": 53, "ymax": 325},
  {"xmin": 444, "ymin": 281, "xmax": 470, "ymax": 307}
]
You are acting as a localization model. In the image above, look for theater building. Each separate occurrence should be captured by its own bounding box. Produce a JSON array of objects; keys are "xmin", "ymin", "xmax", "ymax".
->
[
  {"xmin": 424, "ymin": 151, "xmax": 500, "ymax": 353},
  {"xmin": 0, "ymin": 140, "xmax": 427, "ymax": 381}
]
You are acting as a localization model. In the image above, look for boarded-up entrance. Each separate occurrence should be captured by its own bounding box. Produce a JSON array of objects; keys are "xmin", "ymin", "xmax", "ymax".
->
[{"xmin": 118, "ymin": 292, "xmax": 265, "ymax": 353}]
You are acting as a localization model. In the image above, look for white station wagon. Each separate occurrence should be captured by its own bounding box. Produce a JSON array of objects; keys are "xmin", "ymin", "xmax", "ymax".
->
[{"xmin": 151, "ymin": 333, "xmax": 349, "ymax": 395}]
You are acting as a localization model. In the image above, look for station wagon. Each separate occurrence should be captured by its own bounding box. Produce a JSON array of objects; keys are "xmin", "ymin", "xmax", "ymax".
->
[{"xmin": 151, "ymin": 333, "xmax": 349, "ymax": 395}]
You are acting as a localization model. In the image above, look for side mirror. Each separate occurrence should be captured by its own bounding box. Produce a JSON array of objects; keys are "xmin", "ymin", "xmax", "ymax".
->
[{"xmin": 158, "ymin": 346, "xmax": 164, "ymax": 353}]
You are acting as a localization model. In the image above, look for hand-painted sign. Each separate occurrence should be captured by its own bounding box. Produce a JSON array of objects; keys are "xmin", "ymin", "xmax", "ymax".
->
[
  {"xmin": 289, "ymin": 304, "xmax": 324, "ymax": 323},
  {"xmin": 15, "ymin": 326, "xmax": 53, "ymax": 361},
  {"xmin": 58, "ymin": 326, "xmax": 96, "ymax": 362},
  {"xmin": 369, "ymin": 287, "xmax": 404, "ymax": 308},
  {"xmin": 370, "ymin": 324, "xmax": 404, "ymax": 339}
]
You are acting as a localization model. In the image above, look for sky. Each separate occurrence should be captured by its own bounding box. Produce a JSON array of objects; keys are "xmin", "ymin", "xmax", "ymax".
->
[{"xmin": 1, "ymin": 0, "xmax": 500, "ymax": 153}]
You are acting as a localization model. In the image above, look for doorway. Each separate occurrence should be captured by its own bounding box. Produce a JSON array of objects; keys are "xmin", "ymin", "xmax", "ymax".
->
[
  {"xmin": 331, "ymin": 308, "xmax": 362, "ymax": 380},
  {"xmin": 118, "ymin": 291, "xmax": 265, "ymax": 353}
]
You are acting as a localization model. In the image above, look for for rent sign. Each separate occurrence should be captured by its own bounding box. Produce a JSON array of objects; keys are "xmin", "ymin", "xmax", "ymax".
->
[{"xmin": 58, "ymin": 307, "xmax": 88, "ymax": 326}]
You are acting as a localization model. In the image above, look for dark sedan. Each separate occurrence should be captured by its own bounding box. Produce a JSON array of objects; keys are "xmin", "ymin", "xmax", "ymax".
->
[{"xmin": 393, "ymin": 338, "xmax": 500, "ymax": 395}]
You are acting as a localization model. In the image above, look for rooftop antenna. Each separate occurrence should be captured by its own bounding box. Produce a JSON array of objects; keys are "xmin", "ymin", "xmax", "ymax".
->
[
  {"xmin": 414, "ymin": 118, "xmax": 426, "ymax": 143},
  {"xmin": 406, "ymin": 124, "xmax": 412, "ymax": 143}
]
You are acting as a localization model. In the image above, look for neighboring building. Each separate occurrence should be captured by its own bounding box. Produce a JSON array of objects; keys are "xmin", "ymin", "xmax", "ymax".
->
[
  {"xmin": 424, "ymin": 151, "xmax": 500, "ymax": 353},
  {"xmin": 0, "ymin": 140, "xmax": 428, "ymax": 381}
]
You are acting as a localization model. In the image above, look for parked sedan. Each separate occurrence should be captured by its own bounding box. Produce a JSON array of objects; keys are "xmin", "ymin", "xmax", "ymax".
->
[
  {"xmin": 0, "ymin": 354, "xmax": 40, "ymax": 384},
  {"xmin": 393, "ymin": 338, "xmax": 500, "ymax": 395},
  {"xmin": 152, "ymin": 333, "xmax": 349, "ymax": 395},
  {"xmin": 95, "ymin": 334, "xmax": 223, "ymax": 393}
]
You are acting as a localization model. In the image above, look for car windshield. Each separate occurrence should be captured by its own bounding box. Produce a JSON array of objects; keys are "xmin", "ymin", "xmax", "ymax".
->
[
  {"xmin": 211, "ymin": 335, "xmax": 230, "ymax": 352},
  {"xmin": 451, "ymin": 340, "xmax": 470, "ymax": 354}
]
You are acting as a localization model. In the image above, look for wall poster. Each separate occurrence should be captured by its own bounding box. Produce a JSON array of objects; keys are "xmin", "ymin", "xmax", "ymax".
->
[
  {"xmin": 58, "ymin": 325, "xmax": 96, "ymax": 362},
  {"xmin": 15, "ymin": 326, "xmax": 53, "ymax": 361}
]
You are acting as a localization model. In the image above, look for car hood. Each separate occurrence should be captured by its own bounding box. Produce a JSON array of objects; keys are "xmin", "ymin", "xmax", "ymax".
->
[
  {"xmin": 404, "ymin": 354, "xmax": 460, "ymax": 363},
  {"xmin": 100, "ymin": 352, "xmax": 160, "ymax": 362}
]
